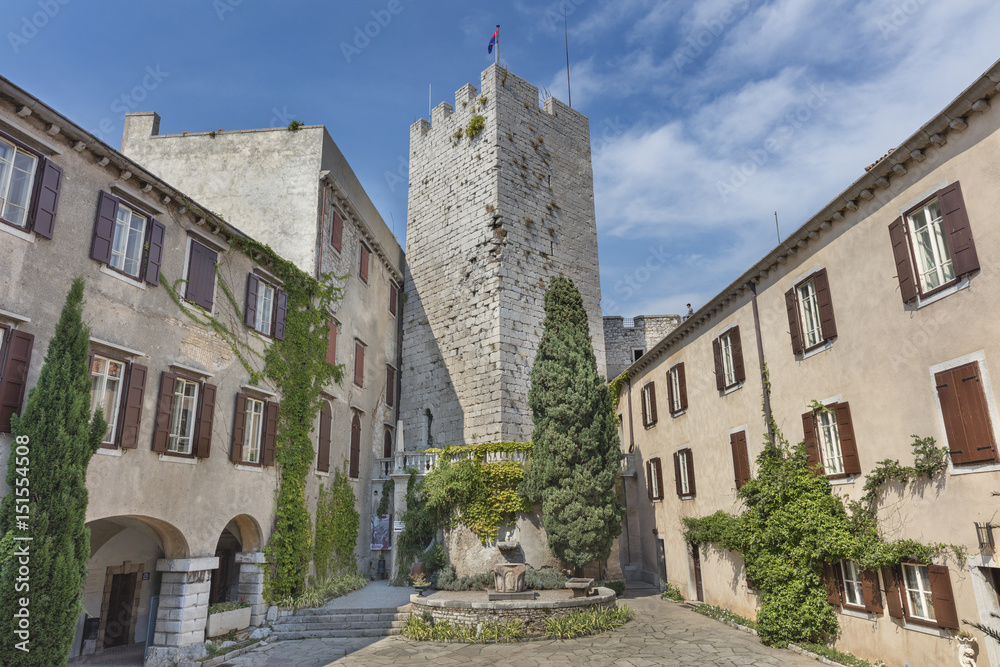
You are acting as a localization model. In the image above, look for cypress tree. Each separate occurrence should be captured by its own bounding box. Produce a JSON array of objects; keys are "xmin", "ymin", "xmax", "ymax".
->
[
  {"xmin": 522, "ymin": 276, "xmax": 623, "ymax": 573},
  {"xmin": 0, "ymin": 277, "xmax": 106, "ymax": 666}
]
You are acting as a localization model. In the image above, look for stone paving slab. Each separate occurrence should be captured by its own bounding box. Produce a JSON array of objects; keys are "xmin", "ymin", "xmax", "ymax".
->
[{"xmin": 221, "ymin": 592, "xmax": 824, "ymax": 667}]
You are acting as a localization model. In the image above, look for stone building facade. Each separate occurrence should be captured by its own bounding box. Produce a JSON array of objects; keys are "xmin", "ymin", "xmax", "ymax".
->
[{"xmin": 604, "ymin": 315, "xmax": 682, "ymax": 379}]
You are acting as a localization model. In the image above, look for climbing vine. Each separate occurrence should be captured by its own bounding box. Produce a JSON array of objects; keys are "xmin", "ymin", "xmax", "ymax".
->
[
  {"xmin": 313, "ymin": 466, "xmax": 360, "ymax": 579},
  {"xmin": 608, "ymin": 370, "xmax": 628, "ymax": 412}
]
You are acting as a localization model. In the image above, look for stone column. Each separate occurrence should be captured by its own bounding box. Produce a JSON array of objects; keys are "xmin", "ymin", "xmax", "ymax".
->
[
  {"xmin": 389, "ymin": 470, "xmax": 410, "ymax": 580},
  {"xmin": 235, "ymin": 551, "xmax": 267, "ymax": 627},
  {"xmin": 144, "ymin": 556, "xmax": 218, "ymax": 667}
]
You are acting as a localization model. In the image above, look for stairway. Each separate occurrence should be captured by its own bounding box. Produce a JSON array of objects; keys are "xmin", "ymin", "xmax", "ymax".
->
[{"xmin": 269, "ymin": 605, "xmax": 411, "ymax": 640}]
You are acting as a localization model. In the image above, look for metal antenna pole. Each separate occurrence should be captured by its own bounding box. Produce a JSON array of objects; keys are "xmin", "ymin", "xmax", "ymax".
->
[
  {"xmin": 565, "ymin": 8, "xmax": 572, "ymax": 107},
  {"xmin": 774, "ymin": 211, "xmax": 780, "ymax": 243}
]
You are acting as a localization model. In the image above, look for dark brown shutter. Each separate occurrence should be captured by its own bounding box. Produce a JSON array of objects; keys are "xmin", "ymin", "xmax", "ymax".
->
[
  {"xmin": 331, "ymin": 210, "xmax": 343, "ymax": 252},
  {"xmin": 151, "ymin": 372, "xmax": 177, "ymax": 453},
  {"xmin": 143, "ymin": 219, "xmax": 165, "ymax": 286},
  {"xmin": 928, "ymin": 564, "xmax": 959, "ymax": 629},
  {"xmin": 354, "ymin": 342, "xmax": 365, "ymax": 387},
  {"xmin": 317, "ymin": 401, "xmax": 332, "ymax": 473},
  {"xmin": 685, "ymin": 450, "xmax": 696, "ymax": 497},
  {"xmin": 326, "ymin": 320, "xmax": 337, "ymax": 365},
  {"xmin": 785, "ymin": 288, "xmax": 804, "ymax": 355},
  {"xmin": 673, "ymin": 453, "xmax": 683, "ymax": 497},
  {"xmin": 194, "ymin": 383, "xmax": 216, "ymax": 458},
  {"xmin": 648, "ymin": 382, "xmax": 657, "ymax": 423},
  {"xmin": 230, "ymin": 393, "xmax": 247, "ymax": 463},
  {"xmin": 935, "ymin": 363, "xmax": 997, "ymax": 465},
  {"xmin": 383, "ymin": 430, "xmax": 393, "ymax": 458},
  {"xmin": 882, "ymin": 566, "xmax": 904, "ymax": 619},
  {"xmin": 654, "ymin": 459, "xmax": 664, "ymax": 500},
  {"xmin": 824, "ymin": 564, "xmax": 842, "ymax": 606},
  {"xmin": 712, "ymin": 338, "xmax": 724, "ymax": 391},
  {"xmin": 185, "ymin": 240, "xmax": 217, "ymax": 310},
  {"xmin": 261, "ymin": 400, "xmax": 278, "ymax": 466},
  {"xmin": 119, "ymin": 363, "xmax": 147, "ymax": 449},
  {"xmin": 731, "ymin": 430, "xmax": 751, "ymax": 488},
  {"xmin": 0, "ymin": 330, "xmax": 34, "ymax": 432},
  {"xmin": 359, "ymin": 245, "xmax": 370, "ymax": 283},
  {"xmin": 640, "ymin": 386, "xmax": 648, "ymax": 426},
  {"xmin": 244, "ymin": 274, "xmax": 260, "ymax": 327},
  {"xmin": 273, "ymin": 289, "xmax": 288, "ymax": 340},
  {"xmin": 937, "ymin": 182, "xmax": 979, "ymax": 278},
  {"xmin": 666, "ymin": 371, "xmax": 675, "ymax": 415},
  {"xmin": 835, "ymin": 402, "xmax": 861, "ymax": 475},
  {"xmin": 802, "ymin": 411, "xmax": 820, "ymax": 471},
  {"xmin": 730, "ymin": 326, "xmax": 745, "ymax": 384},
  {"xmin": 935, "ymin": 367, "xmax": 969, "ymax": 465},
  {"xmin": 861, "ymin": 569, "xmax": 883, "ymax": 613},
  {"xmin": 30, "ymin": 159, "xmax": 62, "ymax": 239},
  {"xmin": 386, "ymin": 366, "xmax": 395, "ymax": 407},
  {"xmin": 646, "ymin": 460, "xmax": 654, "ymax": 499},
  {"xmin": 888, "ymin": 217, "xmax": 917, "ymax": 303},
  {"xmin": 90, "ymin": 190, "xmax": 120, "ymax": 264},
  {"xmin": 349, "ymin": 413, "xmax": 361, "ymax": 478},
  {"xmin": 677, "ymin": 363, "xmax": 687, "ymax": 410},
  {"xmin": 813, "ymin": 269, "xmax": 838, "ymax": 341},
  {"xmin": 389, "ymin": 282, "xmax": 398, "ymax": 316}
]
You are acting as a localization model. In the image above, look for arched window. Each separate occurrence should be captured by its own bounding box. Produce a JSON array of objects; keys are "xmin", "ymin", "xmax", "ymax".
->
[
  {"xmin": 349, "ymin": 413, "xmax": 361, "ymax": 478},
  {"xmin": 383, "ymin": 429, "xmax": 393, "ymax": 459},
  {"xmin": 425, "ymin": 409, "xmax": 433, "ymax": 447}
]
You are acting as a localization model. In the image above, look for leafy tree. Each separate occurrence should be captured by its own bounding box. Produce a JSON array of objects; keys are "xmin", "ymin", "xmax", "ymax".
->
[
  {"xmin": 522, "ymin": 276, "xmax": 623, "ymax": 573},
  {"xmin": 0, "ymin": 277, "xmax": 106, "ymax": 666}
]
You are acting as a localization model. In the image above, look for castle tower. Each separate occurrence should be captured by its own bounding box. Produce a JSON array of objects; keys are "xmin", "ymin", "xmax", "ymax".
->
[{"xmin": 400, "ymin": 65, "xmax": 606, "ymax": 450}]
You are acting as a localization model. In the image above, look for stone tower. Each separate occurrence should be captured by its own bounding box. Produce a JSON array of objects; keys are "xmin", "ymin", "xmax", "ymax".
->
[{"xmin": 400, "ymin": 65, "xmax": 606, "ymax": 450}]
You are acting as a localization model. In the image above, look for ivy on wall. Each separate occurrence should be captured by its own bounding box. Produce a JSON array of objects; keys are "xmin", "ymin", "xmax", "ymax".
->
[
  {"xmin": 608, "ymin": 371, "xmax": 628, "ymax": 412},
  {"xmin": 313, "ymin": 466, "xmax": 360, "ymax": 579}
]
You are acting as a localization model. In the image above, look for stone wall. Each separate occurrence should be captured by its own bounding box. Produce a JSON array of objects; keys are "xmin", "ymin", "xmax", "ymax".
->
[{"xmin": 604, "ymin": 315, "xmax": 682, "ymax": 379}]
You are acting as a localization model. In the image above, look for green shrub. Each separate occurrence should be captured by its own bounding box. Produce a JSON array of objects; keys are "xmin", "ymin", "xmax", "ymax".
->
[
  {"xmin": 435, "ymin": 566, "xmax": 492, "ymax": 591},
  {"xmin": 272, "ymin": 571, "xmax": 368, "ymax": 610},
  {"xmin": 797, "ymin": 642, "xmax": 885, "ymax": 667},
  {"xmin": 660, "ymin": 582, "xmax": 684, "ymax": 601},
  {"xmin": 544, "ymin": 605, "xmax": 633, "ymax": 640},
  {"xmin": 597, "ymin": 580, "xmax": 625, "ymax": 597},
  {"xmin": 466, "ymin": 114, "xmax": 486, "ymax": 139},
  {"xmin": 692, "ymin": 603, "xmax": 757, "ymax": 630},
  {"xmin": 401, "ymin": 615, "xmax": 522, "ymax": 643},
  {"xmin": 525, "ymin": 566, "xmax": 566, "ymax": 590},
  {"xmin": 421, "ymin": 543, "xmax": 447, "ymax": 577},
  {"xmin": 207, "ymin": 599, "xmax": 251, "ymax": 615}
]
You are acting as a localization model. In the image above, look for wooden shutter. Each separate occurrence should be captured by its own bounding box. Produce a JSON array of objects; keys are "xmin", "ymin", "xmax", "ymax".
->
[
  {"xmin": 712, "ymin": 338, "xmax": 724, "ymax": 391},
  {"xmin": 230, "ymin": 393, "xmax": 247, "ymax": 463},
  {"xmin": 935, "ymin": 363, "xmax": 997, "ymax": 465},
  {"xmin": 194, "ymin": 383, "xmax": 216, "ymax": 458},
  {"xmin": 646, "ymin": 460, "xmax": 654, "ymax": 499},
  {"xmin": 835, "ymin": 402, "xmax": 862, "ymax": 475},
  {"xmin": 685, "ymin": 450, "xmax": 696, "ymax": 497},
  {"xmin": 119, "ymin": 363, "xmax": 147, "ymax": 449},
  {"xmin": 349, "ymin": 413, "xmax": 361, "ymax": 478},
  {"xmin": 317, "ymin": 401, "xmax": 332, "ymax": 473},
  {"xmin": 928, "ymin": 564, "xmax": 959, "ymax": 629},
  {"xmin": 731, "ymin": 430, "xmax": 751, "ymax": 488},
  {"xmin": 354, "ymin": 342, "xmax": 365, "ymax": 387},
  {"xmin": 785, "ymin": 288, "xmax": 804, "ymax": 355},
  {"xmin": 91, "ymin": 190, "xmax": 120, "ymax": 264},
  {"xmin": 143, "ymin": 219, "xmax": 165, "ymax": 286},
  {"xmin": 802, "ymin": 411, "xmax": 821, "ymax": 471},
  {"xmin": 861, "ymin": 569, "xmax": 883, "ymax": 613},
  {"xmin": 666, "ymin": 371, "xmax": 675, "ymax": 415},
  {"xmin": 673, "ymin": 453, "xmax": 683, "ymax": 497},
  {"xmin": 640, "ymin": 385, "xmax": 649, "ymax": 426},
  {"xmin": 653, "ymin": 459, "xmax": 664, "ymax": 500},
  {"xmin": 273, "ymin": 289, "xmax": 288, "ymax": 340},
  {"xmin": 648, "ymin": 382, "xmax": 657, "ymax": 423},
  {"xmin": 824, "ymin": 564, "xmax": 843, "ymax": 606},
  {"xmin": 813, "ymin": 269, "xmax": 838, "ymax": 341},
  {"xmin": 261, "ymin": 400, "xmax": 278, "ymax": 466},
  {"xmin": 383, "ymin": 429, "xmax": 393, "ymax": 458},
  {"xmin": 730, "ymin": 326, "xmax": 745, "ymax": 384},
  {"xmin": 937, "ymin": 182, "xmax": 979, "ymax": 278},
  {"xmin": 331, "ymin": 210, "xmax": 343, "ymax": 252},
  {"xmin": 359, "ymin": 245, "xmax": 370, "ymax": 283},
  {"xmin": 326, "ymin": 320, "xmax": 337, "ymax": 365},
  {"xmin": 29, "ymin": 159, "xmax": 62, "ymax": 239},
  {"xmin": 882, "ymin": 566, "xmax": 904, "ymax": 619},
  {"xmin": 888, "ymin": 217, "xmax": 917, "ymax": 303},
  {"xmin": 244, "ymin": 274, "xmax": 260, "ymax": 327},
  {"xmin": 386, "ymin": 366, "xmax": 395, "ymax": 407},
  {"xmin": 151, "ymin": 372, "xmax": 177, "ymax": 453},
  {"xmin": 677, "ymin": 363, "xmax": 688, "ymax": 410},
  {"xmin": 185, "ymin": 240, "xmax": 217, "ymax": 310},
  {"xmin": 0, "ymin": 330, "xmax": 34, "ymax": 432},
  {"xmin": 389, "ymin": 282, "xmax": 398, "ymax": 316}
]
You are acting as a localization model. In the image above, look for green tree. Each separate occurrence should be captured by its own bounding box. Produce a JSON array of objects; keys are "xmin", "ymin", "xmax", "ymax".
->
[
  {"xmin": 522, "ymin": 276, "xmax": 623, "ymax": 573},
  {"xmin": 0, "ymin": 278, "xmax": 106, "ymax": 665}
]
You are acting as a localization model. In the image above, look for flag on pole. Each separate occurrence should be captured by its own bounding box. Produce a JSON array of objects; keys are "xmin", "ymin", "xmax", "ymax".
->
[{"xmin": 488, "ymin": 26, "xmax": 499, "ymax": 53}]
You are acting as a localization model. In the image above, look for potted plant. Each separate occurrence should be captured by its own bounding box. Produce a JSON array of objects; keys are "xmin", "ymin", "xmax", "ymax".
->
[
  {"xmin": 411, "ymin": 574, "xmax": 431, "ymax": 596},
  {"xmin": 206, "ymin": 599, "xmax": 253, "ymax": 638}
]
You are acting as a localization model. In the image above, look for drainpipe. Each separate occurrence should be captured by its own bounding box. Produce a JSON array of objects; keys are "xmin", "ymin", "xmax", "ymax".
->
[
  {"xmin": 626, "ymin": 375, "xmax": 635, "ymax": 453},
  {"xmin": 749, "ymin": 280, "xmax": 774, "ymax": 445}
]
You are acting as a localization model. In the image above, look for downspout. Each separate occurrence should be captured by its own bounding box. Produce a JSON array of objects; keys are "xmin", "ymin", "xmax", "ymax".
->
[
  {"xmin": 749, "ymin": 280, "xmax": 774, "ymax": 445},
  {"xmin": 317, "ymin": 176, "xmax": 328, "ymax": 281},
  {"xmin": 626, "ymin": 375, "xmax": 635, "ymax": 453}
]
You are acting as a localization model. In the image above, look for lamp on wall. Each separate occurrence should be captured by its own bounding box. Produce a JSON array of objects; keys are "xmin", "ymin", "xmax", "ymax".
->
[{"xmin": 975, "ymin": 522, "xmax": 995, "ymax": 550}]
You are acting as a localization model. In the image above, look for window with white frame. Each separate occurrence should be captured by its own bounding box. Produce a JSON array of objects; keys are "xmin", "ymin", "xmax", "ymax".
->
[
  {"xmin": 167, "ymin": 378, "xmax": 199, "ymax": 454},
  {"xmin": 632, "ymin": 348, "xmax": 644, "ymax": 363},
  {"xmin": 797, "ymin": 279, "xmax": 823, "ymax": 349},
  {"xmin": 242, "ymin": 397, "xmax": 265, "ymax": 464},
  {"xmin": 907, "ymin": 198, "xmax": 954, "ymax": 294},
  {"xmin": 0, "ymin": 137, "xmax": 38, "ymax": 228},
  {"xmin": 901, "ymin": 563, "xmax": 936, "ymax": 622},
  {"xmin": 90, "ymin": 355, "xmax": 125, "ymax": 444},
  {"xmin": 839, "ymin": 560, "xmax": 865, "ymax": 608},
  {"xmin": 720, "ymin": 331, "xmax": 736, "ymax": 387},
  {"xmin": 816, "ymin": 408, "xmax": 844, "ymax": 475},
  {"xmin": 254, "ymin": 281, "xmax": 275, "ymax": 336},
  {"xmin": 678, "ymin": 450, "xmax": 691, "ymax": 495},
  {"xmin": 669, "ymin": 366, "xmax": 682, "ymax": 413},
  {"xmin": 647, "ymin": 457, "xmax": 663, "ymax": 500},
  {"xmin": 109, "ymin": 203, "xmax": 148, "ymax": 278}
]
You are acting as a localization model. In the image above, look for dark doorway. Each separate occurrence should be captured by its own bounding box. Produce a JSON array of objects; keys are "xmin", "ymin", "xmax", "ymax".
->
[
  {"xmin": 691, "ymin": 543, "xmax": 704, "ymax": 602},
  {"xmin": 103, "ymin": 572, "xmax": 137, "ymax": 648},
  {"xmin": 210, "ymin": 528, "xmax": 241, "ymax": 606}
]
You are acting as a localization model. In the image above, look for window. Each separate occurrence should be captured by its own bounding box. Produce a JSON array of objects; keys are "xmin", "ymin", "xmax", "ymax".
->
[
  {"xmin": 168, "ymin": 378, "xmax": 199, "ymax": 455},
  {"xmin": 785, "ymin": 269, "xmax": 837, "ymax": 355},
  {"xmin": 316, "ymin": 401, "xmax": 332, "ymax": 473},
  {"xmin": 632, "ymin": 348, "xmax": 644, "ymax": 363},
  {"xmin": 244, "ymin": 274, "xmax": 288, "ymax": 339},
  {"xmin": 901, "ymin": 564, "xmax": 935, "ymax": 622},
  {"xmin": 730, "ymin": 430, "xmax": 751, "ymax": 488},
  {"xmin": 840, "ymin": 561, "xmax": 865, "ymax": 608},
  {"xmin": 0, "ymin": 137, "xmax": 38, "ymax": 228},
  {"xmin": 640, "ymin": 382, "xmax": 657, "ymax": 427},
  {"xmin": 349, "ymin": 412, "xmax": 362, "ymax": 478},
  {"xmin": 646, "ymin": 458, "xmax": 664, "ymax": 501},
  {"xmin": 326, "ymin": 319, "xmax": 338, "ymax": 365},
  {"xmin": 713, "ymin": 327, "xmax": 745, "ymax": 391},
  {"xmin": 386, "ymin": 365, "xmax": 396, "ymax": 407},
  {"xmin": 109, "ymin": 203, "xmax": 147, "ymax": 278},
  {"xmin": 825, "ymin": 562, "xmax": 883, "ymax": 613},
  {"xmin": 257, "ymin": 283, "xmax": 274, "ymax": 335},
  {"xmin": 667, "ymin": 363, "xmax": 687, "ymax": 416},
  {"xmin": 330, "ymin": 209, "xmax": 343, "ymax": 252},
  {"xmin": 90, "ymin": 192, "xmax": 165, "ymax": 285},
  {"xmin": 359, "ymin": 243, "xmax": 370, "ymax": 284},
  {"xmin": 91, "ymin": 355, "xmax": 126, "ymax": 444},
  {"xmin": 243, "ymin": 398, "xmax": 265, "ymax": 463},
  {"xmin": 884, "ymin": 564, "xmax": 959, "ymax": 628},
  {"xmin": 184, "ymin": 239, "xmax": 218, "ymax": 310},
  {"xmin": 389, "ymin": 282, "xmax": 399, "ymax": 316},
  {"xmin": 889, "ymin": 181, "xmax": 979, "ymax": 303},
  {"xmin": 934, "ymin": 361, "xmax": 997, "ymax": 465},
  {"xmin": 802, "ymin": 402, "xmax": 861, "ymax": 477},
  {"xmin": 674, "ymin": 448, "xmax": 696, "ymax": 498},
  {"xmin": 230, "ymin": 393, "xmax": 277, "ymax": 466},
  {"xmin": 151, "ymin": 372, "xmax": 216, "ymax": 458},
  {"xmin": 354, "ymin": 340, "xmax": 366, "ymax": 387},
  {"xmin": 0, "ymin": 327, "xmax": 35, "ymax": 433}
]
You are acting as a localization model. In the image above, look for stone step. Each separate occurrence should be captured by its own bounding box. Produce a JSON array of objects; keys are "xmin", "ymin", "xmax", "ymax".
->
[
  {"xmin": 274, "ymin": 612, "xmax": 409, "ymax": 626},
  {"xmin": 273, "ymin": 620, "xmax": 407, "ymax": 632},
  {"xmin": 292, "ymin": 605, "xmax": 409, "ymax": 616},
  {"xmin": 270, "ymin": 627, "xmax": 402, "ymax": 641}
]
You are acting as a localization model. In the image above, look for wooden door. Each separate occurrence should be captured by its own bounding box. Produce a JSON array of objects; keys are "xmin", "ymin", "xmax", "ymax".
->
[
  {"xmin": 103, "ymin": 572, "xmax": 137, "ymax": 648},
  {"xmin": 692, "ymin": 544, "xmax": 704, "ymax": 602}
]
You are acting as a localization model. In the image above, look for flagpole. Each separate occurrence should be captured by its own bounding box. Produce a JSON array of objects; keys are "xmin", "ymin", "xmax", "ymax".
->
[
  {"xmin": 564, "ymin": 9, "xmax": 571, "ymax": 107},
  {"xmin": 495, "ymin": 24, "xmax": 500, "ymax": 66}
]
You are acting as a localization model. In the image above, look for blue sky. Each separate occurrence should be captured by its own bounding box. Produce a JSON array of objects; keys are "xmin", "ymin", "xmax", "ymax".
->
[{"xmin": 4, "ymin": 0, "xmax": 999, "ymax": 317}]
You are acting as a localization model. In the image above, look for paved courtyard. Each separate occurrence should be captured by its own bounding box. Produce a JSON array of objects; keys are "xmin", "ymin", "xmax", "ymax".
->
[{"xmin": 220, "ymin": 592, "xmax": 821, "ymax": 667}]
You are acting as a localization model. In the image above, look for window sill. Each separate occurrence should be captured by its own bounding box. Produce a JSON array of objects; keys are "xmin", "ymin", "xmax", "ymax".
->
[
  {"xmin": 723, "ymin": 382, "xmax": 743, "ymax": 396},
  {"xmin": 644, "ymin": 422, "xmax": 657, "ymax": 430},
  {"xmin": 901, "ymin": 619, "xmax": 950, "ymax": 637},
  {"xmin": 158, "ymin": 453, "xmax": 197, "ymax": 465},
  {"xmin": 800, "ymin": 339, "xmax": 834, "ymax": 360},
  {"xmin": 0, "ymin": 309, "xmax": 31, "ymax": 324},
  {"xmin": 828, "ymin": 475, "xmax": 857, "ymax": 487},
  {"xmin": 914, "ymin": 277, "xmax": 969, "ymax": 309},
  {"xmin": 839, "ymin": 606, "xmax": 876, "ymax": 622},
  {"xmin": 680, "ymin": 494, "xmax": 696, "ymax": 501},
  {"xmin": 235, "ymin": 463, "xmax": 263, "ymax": 473},
  {"xmin": 670, "ymin": 410, "xmax": 686, "ymax": 418},
  {"xmin": 95, "ymin": 448, "xmax": 123, "ymax": 458},
  {"xmin": 0, "ymin": 223, "xmax": 35, "ymax": 243},
  {"xmin": 948, "ymin": 458, "xmax": 1000, "ymax": 476},
  {"xmin": 315, "ymin": 469, "xmax": 330, "ymax": 477},
  {"xmin": 100, "ymin": 265, "xmax": 146, "ymax": 289}
]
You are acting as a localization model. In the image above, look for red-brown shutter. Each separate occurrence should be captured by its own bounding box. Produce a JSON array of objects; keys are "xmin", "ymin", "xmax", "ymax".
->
[
  {"xmin": 386, "ymin": 366, "xmax": 395, "ymax": 407},
  {"xmin": 835, "ymin": 402, "xmax": 861, "ymax": 475},
  {"xmin": 731, "ymin": 430, "xmax": 751, "ymax": 488},
  {"xmin": 244, "ymin": 274, "xmax": 260, "ymax": 327},
  {"xmin": 151, "ymin": 372, "xmax": 177, "ymax": 453},
  {"xmin": 90, "ymin": 190, "xmax": 119, "ymax": 264},
  {"xmin": 354, "ymin": 342, "xmax": 365, "ymax": 387},
  {"xmin": 273, "ymin": 289, "xmax": 288, "ymax": 340},
  {"xmin": 331, "ymin": 210, "xmax": 343, "ymax": 252},
  {"xmin": 30, "ymin": 159, "xmax": 62, "ymax": 239},
  {"xmin": 882, "ymin": 566, "xmax": 904, "ymax": 619},
  {"xmin": 640, "ymin": 385, "xmax": 649, "ymax": 426},
  {"xmin": 185, "ymin": 240, "xmax": 217, "ymax": 311},
  {"xmin": 937, "ymin": 182, "xmax": 979, "ymax": 278},
  {"xmin": 712, "ymin": 338, "xmax": 724, "ymax": 391},
  {"xmin": 194, "ymin": 383, "xmax": 216, "ymax": 458},
  {"xmin": 928, "ymin": 564, "xmax": 959, "ymax": 629},
  {"xmin": 261, "ymin": 400, "xmax": 278, "ymax": 466},
  {"xmin": 230, "ymin": 393, "xmax": 247, "ymax": 463},
  {"xmin": 730, "ymin": 326, "xmax": 745, "ymax": 384},
  {"xmin": 317, "ymin": 401, "xmax": 332, "ymax": 473},
  {"xmin": 326, "ymin": 320, "xmax": 337, "ymax": 365},
  {"xmin": 143, "ymin": 219, "xmax": 165, "ymax": 286},
  {"xmin": 349, "ymin": 413, "xmax": 361, "ymax": 478},
  {"xmin": 677, "ymin": 362, "xmax": 688, "ymax": 410},
  {"xmin": 935, "ymin": 367, "xmax": 970, "ymax": 465},
  {"xmin": 118, "ymin": 363, "xmax": 147, "ymax": 449},
  {"xmin": 359, "ymin": 245, "xmax": 370, "ymax": 284},
  {"xmin": 888, "ymin": 217, "xmax": 917, "ymax": 303},
  {"xmin": 646, "ymin": 460, "xmax": 654, "ymax": 499},
  {"xmin": 648, "ymin": 382, "xmax": 657, "ymax": 423},
  {"xmin": 935, "ymin": 363, "xmax": 997, "ymax": 465},
  {"xmin": 389, "ymin": 282, "xmax": 398, "ymax": 316},
  {"xmin": 802, "ymin": 411, "xmax": 821, "ymax": 471},
  {"xmin": 824, "ymin": 564, "xmax": 843, "ymax": 606},
  {"xmin": 0, "ymin": 330, "xmax": 34, "ymax": 432},
  {"xmin": 685, "ymin": 450, "xmax": 696, "ymax": 497},
  {"xmin": 861, "ymin": 569, "xmax": 883, "ymax": 613},
  {"xmin": 673, "ymin": 453, "xmax": 683, "ymax": 497},
  {"xmin": 785, "ymin": 288, "xmax": 803, "ymax": 356},
  {"xmin": 813, "ymin": 269, "xmax": 838, "ymax": 341},
  {"xmin": 654, "ymin": 459, "xmax": 664, "ymax": 500}
]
